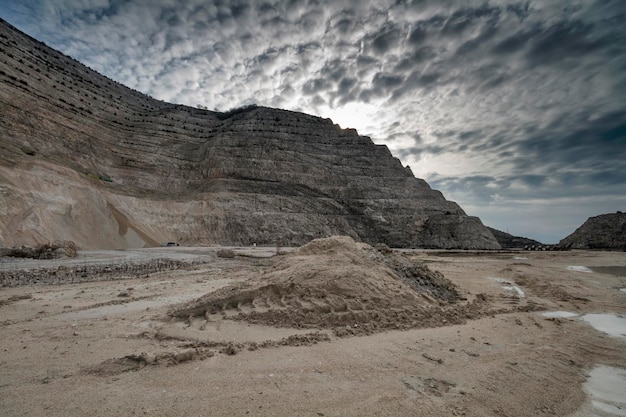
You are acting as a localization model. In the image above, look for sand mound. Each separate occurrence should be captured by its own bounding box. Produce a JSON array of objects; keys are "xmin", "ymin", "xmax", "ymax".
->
[
  {"xmin": 293, "ymin": 235, "xmax": 373, "ymax": 255},
  {"xmin": 171, "ymin": 236, "xmax": 485, "ymax": 335}
]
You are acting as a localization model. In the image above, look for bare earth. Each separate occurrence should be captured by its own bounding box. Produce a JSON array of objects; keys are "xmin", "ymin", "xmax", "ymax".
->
[{"xmin": 1, "ymin": 241, "xmax": 625, "ymax": 417}]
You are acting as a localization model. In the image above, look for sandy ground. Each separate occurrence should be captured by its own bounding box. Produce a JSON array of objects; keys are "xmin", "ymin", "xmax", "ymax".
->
[{"xmin": 1, "ymin": 246, "xmax": 625, "ymax": 417}]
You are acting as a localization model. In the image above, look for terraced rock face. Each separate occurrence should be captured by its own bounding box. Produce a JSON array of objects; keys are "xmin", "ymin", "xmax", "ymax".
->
[{"xmin": 0, "ymin": 19, "xmax": 499, "ymax": 249}]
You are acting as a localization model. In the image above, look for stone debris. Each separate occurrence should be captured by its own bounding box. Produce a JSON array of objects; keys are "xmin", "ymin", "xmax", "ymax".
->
[{"xmin": 0, "ymin": 258, "xmax": 197, "ymax": 287}]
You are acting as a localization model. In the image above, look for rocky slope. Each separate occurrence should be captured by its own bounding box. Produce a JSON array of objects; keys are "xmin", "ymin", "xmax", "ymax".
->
[
  {"xmin": 487, "ymin": 227, "xmax": 542, "ymax": 249},
  {"xmin": 558, "ymin": 212, "xmax": 626, "ymax": 250},
  {"xmin": 0, "ymin": 19, "xmax": 499, "ymax": 250}
]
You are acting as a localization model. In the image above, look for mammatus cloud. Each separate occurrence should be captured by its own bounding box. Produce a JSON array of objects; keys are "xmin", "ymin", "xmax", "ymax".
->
[{"xmin": 2, "ymin": 0, "xmax": 625, "ymax": 243}]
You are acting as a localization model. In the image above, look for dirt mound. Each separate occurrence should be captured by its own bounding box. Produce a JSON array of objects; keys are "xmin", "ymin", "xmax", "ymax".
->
[{"xmin": 171, "ymin": 236, "xmax": 486, "ymax": 335}]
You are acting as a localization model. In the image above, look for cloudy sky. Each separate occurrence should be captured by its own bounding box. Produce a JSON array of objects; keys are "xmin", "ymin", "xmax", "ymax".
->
[{"xmin": 2, "ymin": 0, "xmax": 625, "ymax": 243}]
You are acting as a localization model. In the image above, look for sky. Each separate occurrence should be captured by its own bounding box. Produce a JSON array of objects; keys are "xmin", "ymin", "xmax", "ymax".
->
[{"xmin": 1, "ymin": 0, "xmax": 625, "ymax": 243}]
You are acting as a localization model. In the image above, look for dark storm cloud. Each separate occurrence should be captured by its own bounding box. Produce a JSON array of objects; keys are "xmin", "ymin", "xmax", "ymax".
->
[
  {"xmin": 492, "ymin": 27, "xmax": 537, "ymax": 55},
  {"xmin": 356, "ymin": 55, "xmax": 379, "ymax": 68},
  {"xmin": 454, "ymin": 22, "xmax": 499, "ymax": 56},
  {"xmin": 458, "ymin": 130, "xmax": 481, "ymax": 141},
  {"xmin": 394, "ymin": 46, "xmax": 438, "ymax": 71},
  {"xmin": 337, "ymin": 77, "xmax": 358, "ymax": 94},
  {"xmin": 512, "ymin": 111, "xmax": 626, "ymax": 172},
  {"xmin": 369, "ymin": 22, "xmax": 404, "ymax": 55},
  {"xmin": 372, "ymin": 72, "xmax": 405, "ymax": 89},
  {"xmin": 505, "ymin": 2, "xmax": 532, "ymax": 22},
  {"xmin": 320, "ymin": 59, "xmax": 348, "ymax": 82},
  {"xmin": 408, "ymin": 25, "xmax": 427, "ymax": 45},
  {"xmin": 524, "ymin": 20, "xmax": 604, "ymax": 67},
  {"xmin": 2, "ymin": 0, "xmax": 625, "ymax": 242},
  {"xmin": 441, "ymin": 4, "xmax": 501, "ymax": 38},
  {"xmin": 517, "ymin": 174, "xmax": 545, "ymax": 187},
  {"xmin": 302, "ymin": 78, "xmax": 330, "ymax": 95},
  {"xmin": 359, "ymin": 72, "xmax": 405, "ymax": 101}
]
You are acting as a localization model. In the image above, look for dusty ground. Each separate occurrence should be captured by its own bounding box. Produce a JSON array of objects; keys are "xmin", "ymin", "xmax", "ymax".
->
[{"xmin": 0, "ymin": 243, "xmax": 625, "ymax": 417}]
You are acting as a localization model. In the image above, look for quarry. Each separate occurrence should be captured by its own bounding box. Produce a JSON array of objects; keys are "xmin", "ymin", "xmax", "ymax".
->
[{"xmin": 1, "ymin": 18, "xmax": 625, "ymax": 417}]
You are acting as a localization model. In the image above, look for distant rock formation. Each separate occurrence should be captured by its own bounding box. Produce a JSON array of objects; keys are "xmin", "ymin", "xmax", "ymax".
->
[
  {"xmin": 0, "ymin": 19, "xmax": 499, "ymax": 250},
  {"xmin": 558, "ymin": 212, "xmax": 626, "ymax": 250},
  {"xmin": 487, "ymin": 227, "xmax": 542, "ymax": 249}
]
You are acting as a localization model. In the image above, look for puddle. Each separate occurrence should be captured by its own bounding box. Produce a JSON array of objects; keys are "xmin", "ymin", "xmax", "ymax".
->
[
  {"xmin": 542, "ymin": 311, "xmax": 579, "ymax": 318},
  {"xmin": 585, "ymin": 365, "xmax": 626, "ymax": 416},
  {"xmin": 59, "ymin": 295, "xmax": 199, "ymax": 320},
  {"xmin": 590, "ymin": 266, "xmax": 626, "ymax": 277},
  {"xmin": 488, "ymin": 277, "xmax": 525, "ymax": 298},
  {"xmin": 621, "ymin": 288, "xmax": 626, "ymax": 293},
  {"xmin": 512, "ymin": 256, "xmax": 528, "ymax": 260},
  {"xmin": 567, "ymin": 266, "xmax": 593, "ymax": 273},
  {"xmin": 581, "ymin": 314, "xmax": 626, "ymax": 339}
]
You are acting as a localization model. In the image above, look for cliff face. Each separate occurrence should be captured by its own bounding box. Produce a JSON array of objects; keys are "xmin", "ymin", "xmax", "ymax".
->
[
  {"xmin": 559, "ymin": 213, "xmax": 626, "ymax": 250},
  {"xmin": 0, "ymin": 19, "xmax": 499, "ymax": 250}
]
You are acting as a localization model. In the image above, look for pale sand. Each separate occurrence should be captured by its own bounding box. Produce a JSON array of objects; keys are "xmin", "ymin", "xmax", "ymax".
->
[{"xmin": 1, "ymin": 247, "xmax": 625, "ymax": 416}]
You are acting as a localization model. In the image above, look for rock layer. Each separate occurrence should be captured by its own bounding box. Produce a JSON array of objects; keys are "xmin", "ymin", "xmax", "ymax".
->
[
  {"xmin": 0, "ymin": 19, "xmax": 499, "ymax": 249},
  {"xmin": 559, "ymin": 212, "xmax": 626, "ymax": 250}
]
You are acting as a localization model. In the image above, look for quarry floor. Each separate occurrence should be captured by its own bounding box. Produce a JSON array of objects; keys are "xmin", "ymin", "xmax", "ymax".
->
[{"xmin": 1, "ymin": 248, "xmax": 625, "ymax": 417}]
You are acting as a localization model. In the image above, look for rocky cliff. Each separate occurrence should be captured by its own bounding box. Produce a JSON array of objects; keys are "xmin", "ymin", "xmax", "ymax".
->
[
  {"xmin": 0, "ymin": 19, "xmax": 499, "ymax": 250},
  {"xmin": 558, "ymin": 212, "xmax": 626, "ymax": 250}
]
